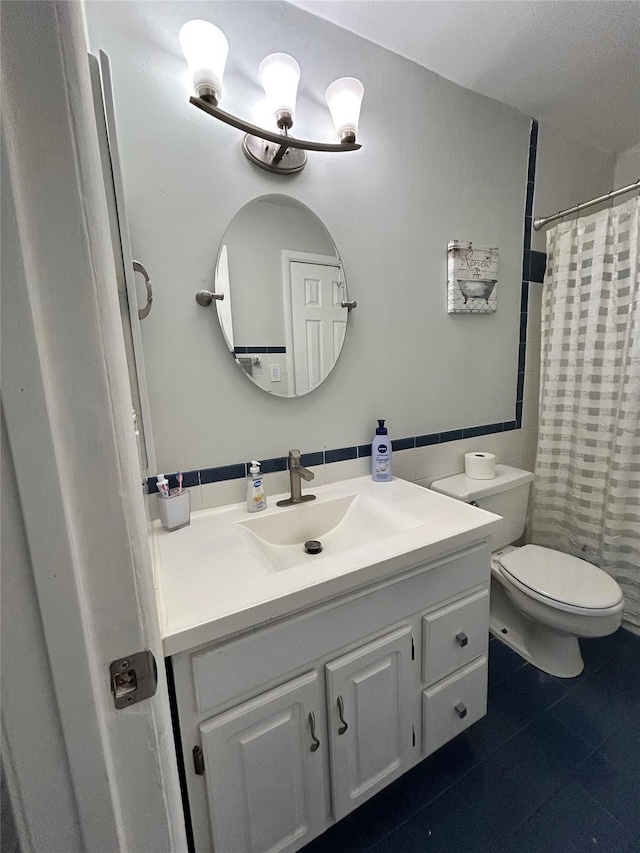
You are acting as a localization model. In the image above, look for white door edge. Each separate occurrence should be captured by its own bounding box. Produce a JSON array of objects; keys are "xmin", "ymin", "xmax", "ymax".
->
[{"xmin": 1, "ymin": 3, "xmax": 185, "ymax": 850}]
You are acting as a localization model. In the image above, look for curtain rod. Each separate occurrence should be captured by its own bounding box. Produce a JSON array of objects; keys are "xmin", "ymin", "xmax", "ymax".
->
[{"xmin": 533, "ymin": 178, "xmax": 640, "ymax": 231}]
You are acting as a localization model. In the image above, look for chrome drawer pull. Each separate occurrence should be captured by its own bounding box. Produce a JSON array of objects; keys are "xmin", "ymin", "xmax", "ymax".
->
[
  {"xmin": 456, "ymin": 632, "xmax": 469, "ymax": 647},
  {"xmin": 337, "ymin": 695, "xmax": 348, "ymax": 734},
  {"xmin": 455, "ymin": 703, "xmax": 467, "ymax": 719},
  {"xmin": 308, "ymin": 711, "xmax": 320, "ymax": 752}
]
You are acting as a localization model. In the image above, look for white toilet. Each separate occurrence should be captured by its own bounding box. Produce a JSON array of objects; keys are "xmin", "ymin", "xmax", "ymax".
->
[{"xmin": 430, "ymin": 465, "xmax": 624, "ymax": 678}]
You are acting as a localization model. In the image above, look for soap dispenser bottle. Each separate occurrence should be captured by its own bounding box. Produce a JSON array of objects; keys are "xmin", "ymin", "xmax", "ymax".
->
[
  {"xmin": 372, "ymin": 420, "xmax": 392, "ymax": 482},
  {"xmin": 247, "ymin": 461, "xmax": 267, "ymax": 512}
]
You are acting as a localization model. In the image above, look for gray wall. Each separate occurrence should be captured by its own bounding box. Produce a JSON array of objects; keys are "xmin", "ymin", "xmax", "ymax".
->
[
  {"xmin": 614, "ymin": 143, "xmax": 640, "ymax": 189},
  {"xmin": 86, "ymin": 1, "xmax": 613, "ymax": 474},
  {"xmin": 531, "ymin": 122, "xmax": 616, "ymax": 253}
]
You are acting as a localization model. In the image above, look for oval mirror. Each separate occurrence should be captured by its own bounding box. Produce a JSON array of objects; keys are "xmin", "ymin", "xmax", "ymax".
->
[{"xmin": 214, "ymin": 195, "xmax": 353, "ymax": 397}]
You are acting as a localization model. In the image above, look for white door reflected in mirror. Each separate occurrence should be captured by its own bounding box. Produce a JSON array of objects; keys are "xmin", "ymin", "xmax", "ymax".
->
[
  {"xmin": 214, "ymin": 195, "xmax": 354, "ymax": 397},
  {"xmin": 288, "ymin": 259, "xmax": 347, "ymax": 395}
]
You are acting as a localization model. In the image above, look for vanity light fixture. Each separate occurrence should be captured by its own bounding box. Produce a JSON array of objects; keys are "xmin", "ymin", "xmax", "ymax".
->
[{"xmin": 179, "ymin": 20, "xmax": 364, "ymax": 175}]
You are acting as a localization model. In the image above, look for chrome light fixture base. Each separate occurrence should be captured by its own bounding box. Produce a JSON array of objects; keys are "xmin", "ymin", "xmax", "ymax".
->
[
  {"xmin": 196, "ymin": 85, "xmax": 220, "ymax": 105},
  {"xmin": 242, "ymin": 134, "xmax": 308, "ymax": 175},
  {"xmin": 189, "ymin": 97, "xmax": 360, "ymax": 175}
]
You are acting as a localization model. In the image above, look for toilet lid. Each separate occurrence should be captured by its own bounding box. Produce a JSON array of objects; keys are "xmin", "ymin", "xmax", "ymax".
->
[{"xmin": 498, "ymin": 545, "xmax": 623, "ymax": 609}]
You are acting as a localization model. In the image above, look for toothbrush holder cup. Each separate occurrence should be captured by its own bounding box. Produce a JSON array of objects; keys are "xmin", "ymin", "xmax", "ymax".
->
[{"xmin": 157, "ymin": 489, "xmax": 191, "ymax": 531}]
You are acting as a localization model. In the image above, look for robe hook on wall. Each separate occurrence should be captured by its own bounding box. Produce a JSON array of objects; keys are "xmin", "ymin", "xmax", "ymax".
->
[
  {"xmin": 179, "ymin": 20, "xmax": 364, "ymax": 175},
  {"xmin": 195, "ymin": 290, "xmax": 224, "ymax": 306}
]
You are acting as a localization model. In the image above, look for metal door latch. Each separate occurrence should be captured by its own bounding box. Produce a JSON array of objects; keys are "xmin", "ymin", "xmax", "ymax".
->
[
  {"xmin": 132, "ymin": 261, "xmax": 153, "ymax": 319},
  {"xmin": 193, "ymin": 745, "xmax": 205, "ymax": 776},
  {"xmin": 110, "ymin": 650, "xmax": 157, "ymax": 709}
]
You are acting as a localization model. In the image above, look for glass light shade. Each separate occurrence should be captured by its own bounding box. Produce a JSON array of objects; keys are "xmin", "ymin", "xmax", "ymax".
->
[
  {"xmin": 325, "ymin": 77, "xmax": 364, "ymax": 142},
  {"xmin": 179, "ymin": 20, "xmax": 229, "ymax": 102},
  {"xmin": 258, "ymin": 53, "xmax": 300, "ymax": 126}
]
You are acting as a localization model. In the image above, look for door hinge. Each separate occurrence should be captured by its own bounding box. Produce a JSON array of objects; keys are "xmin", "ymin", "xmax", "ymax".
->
[
  {"xmin": 193, "ymin": 745, "xmax": 205, "ymax": 776},
  {"xmin": 109, "ymin": 650, "xmax": 157, "ymax": 709},
  {"xmin": 411, "ymin": 637, "xmax": 415, "ymax": 660}
]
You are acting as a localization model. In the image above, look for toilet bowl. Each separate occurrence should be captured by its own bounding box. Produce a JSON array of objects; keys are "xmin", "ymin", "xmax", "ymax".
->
[
  {"xmin": 490, "ymin": 544, "xmax": 623, "ymax": 677},
  {"xmin": 430, "ymin": 465, "xmax": 625, "ymax": 678}
]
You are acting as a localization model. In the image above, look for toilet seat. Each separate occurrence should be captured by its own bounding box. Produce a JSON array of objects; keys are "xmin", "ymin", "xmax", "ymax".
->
[{"xmin": 498, "ymin": 544, "xmax": 624, "ymax": 615}]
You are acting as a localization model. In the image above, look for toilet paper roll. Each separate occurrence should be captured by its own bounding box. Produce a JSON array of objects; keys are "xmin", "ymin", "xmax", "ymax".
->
[{"xmin": 465, "ymin": 451, "xmax": 496, "ymax": 480}]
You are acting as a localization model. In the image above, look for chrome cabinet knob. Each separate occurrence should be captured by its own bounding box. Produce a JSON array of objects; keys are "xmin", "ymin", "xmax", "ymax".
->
[
  {"xmin": 456, "ymin": 632, "xmax": 469, "ymax": 647},
  {"xmin": 455, "ymin": 703, "xmax": 467, "ymax": 719}
]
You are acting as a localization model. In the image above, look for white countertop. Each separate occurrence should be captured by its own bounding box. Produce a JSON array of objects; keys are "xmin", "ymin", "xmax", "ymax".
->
[{"xmin": 152, "ymin": 476, "xmax": 502, "ymax": 656}]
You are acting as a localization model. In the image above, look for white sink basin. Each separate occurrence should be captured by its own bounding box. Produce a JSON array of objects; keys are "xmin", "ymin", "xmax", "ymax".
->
[
  {"xmin": 237, "ymin": 493, "xmax": 421, "ymax": 571},
  {"xmin": 153, "ymin": 475, "xmax": 504, "ymax": 653}
]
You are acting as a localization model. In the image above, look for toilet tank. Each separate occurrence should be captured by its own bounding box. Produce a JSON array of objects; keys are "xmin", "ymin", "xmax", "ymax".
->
[{"xmin": 430, "ymin": 465, "xmax": 535, "ymax": 550}]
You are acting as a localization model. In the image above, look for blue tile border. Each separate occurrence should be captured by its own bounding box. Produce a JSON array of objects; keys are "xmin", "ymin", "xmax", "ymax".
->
[
  {"xmin": 252, "ymin": 456, "xmax": 288, "ymax": 475},
  {"xmin": 517, "ymin": 116, "xmax": 534, "ymax": 436},
  {"xmin": 146, "ymin": 418, "xmax": 526, "ymax": 492},
  {"xmin": 147, "ymin": 118, "xmax": 541, "ymax": 492},
  {"xmin": 416, "ymin": 433, "xmax": 440, "ymax": 447},
  {"xmin": 233, "ymin": 346, "xmax": 287, "ymax": 354},
  {"xmin": 200, "ymin": 463, "xmax": 246, "ymax": 485},
  {"xmin": 525, "ymin": 181, "xmax": 535, "ymax": 218},
  {"xmin": 391, "ymin": 437, "xmax": 415, "ymax": 452},
  {"xmin": 170, "ymin": 470, "xmax": 199, "ymax": 490},
  {"xmin": 527, "ymin": 145, "xmax": 537, "ymax": 184},
  {"xmin": 301, "ymin": 451, "xmax": 324, "ymax": 468},
  {"xmin": 519, "ymin": 311, "xmax": 528, "ymax": 343},
  {"xmin": 462, "ymin": 426, "xmax": 485, "ymax": 439},
  {"xmin": 325, "ymin": 446, "xmax": 357, "ymax": 464},
  {"xmin": 529, "ymin": 250, "xmax": 546, "ymax": 283}
]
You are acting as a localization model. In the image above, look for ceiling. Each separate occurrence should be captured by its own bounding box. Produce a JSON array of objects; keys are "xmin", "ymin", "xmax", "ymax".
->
[{"xmin": 287, "ymin": 1, "xmax": 640, "ymax": 156}]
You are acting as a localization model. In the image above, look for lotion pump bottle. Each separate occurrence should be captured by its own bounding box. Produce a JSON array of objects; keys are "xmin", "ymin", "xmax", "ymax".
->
[
  {"xmin": 372, "ymin": 419, "xmax": 392, "ymax": 482},
  {"xmin": 247, "ymin": 461, "xmax": 267, "ymax": 512}
]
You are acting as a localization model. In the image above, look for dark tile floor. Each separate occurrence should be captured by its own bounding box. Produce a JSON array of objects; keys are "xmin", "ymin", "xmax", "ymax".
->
[{"xmin": 303, "ymin": 628, "xmax": 640, "ymax": 853}]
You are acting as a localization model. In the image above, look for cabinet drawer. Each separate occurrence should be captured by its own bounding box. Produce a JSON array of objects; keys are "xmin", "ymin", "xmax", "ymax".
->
[
  {"xmin": 422, "ymin": 589, "xmax": 489, "ymax": 685},
  {"xmin": 422, "ymin": 656, "xmax": 487, "ymax": 756}
]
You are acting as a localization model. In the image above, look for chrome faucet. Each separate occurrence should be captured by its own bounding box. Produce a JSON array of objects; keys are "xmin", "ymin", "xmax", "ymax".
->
[{"xmin": 277, "ymin": 449, "xmax": 316, "ymax": 506}]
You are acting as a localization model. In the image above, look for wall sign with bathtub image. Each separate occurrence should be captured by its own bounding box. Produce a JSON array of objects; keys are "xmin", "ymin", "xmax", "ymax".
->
[{"xmin": 448, "ymin": 240, "xmax": 499, "ymax": 314}]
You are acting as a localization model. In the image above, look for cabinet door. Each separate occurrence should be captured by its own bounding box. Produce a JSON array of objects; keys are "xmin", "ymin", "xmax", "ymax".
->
[
  {"xmin": 199, "ymin": 671, "xmax": 327, "ymax": 853},
  {"xmin": 326, "ymin": 625, "xmax": 413, "ymax": 821}
]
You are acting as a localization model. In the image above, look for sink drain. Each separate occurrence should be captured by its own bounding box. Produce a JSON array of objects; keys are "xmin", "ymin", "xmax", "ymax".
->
[{"xmin": 304, "ymin": 540, "xmax": 323, "ymax": 555}]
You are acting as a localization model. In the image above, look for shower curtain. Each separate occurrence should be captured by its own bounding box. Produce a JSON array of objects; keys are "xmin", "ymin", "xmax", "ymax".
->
[{"xmin": 529, "ymin": 196, "xmax": 640, "ymax": 628}]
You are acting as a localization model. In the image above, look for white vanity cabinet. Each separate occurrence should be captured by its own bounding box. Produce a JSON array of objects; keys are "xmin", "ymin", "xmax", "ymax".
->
[{"xmin": 170, "ymin": 542, "xmax": 491, "ymax": 853}]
